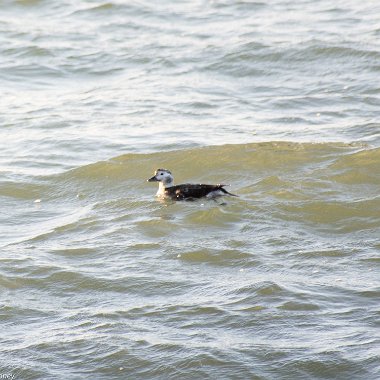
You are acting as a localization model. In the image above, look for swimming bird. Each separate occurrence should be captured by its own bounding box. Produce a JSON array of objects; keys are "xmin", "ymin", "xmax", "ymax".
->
[{"xmin": 147, "ymin": 168, "xmax": 237, "ymax": 200}]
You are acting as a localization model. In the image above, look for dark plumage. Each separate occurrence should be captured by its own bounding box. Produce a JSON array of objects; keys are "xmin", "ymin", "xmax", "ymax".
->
[
  {"xmin": 165, "ymin": 183, "xmax": 236, "ymax": 200},
  {"xmin": 147, "ymin": 168, "xmax": 237, "ymax": 200}
]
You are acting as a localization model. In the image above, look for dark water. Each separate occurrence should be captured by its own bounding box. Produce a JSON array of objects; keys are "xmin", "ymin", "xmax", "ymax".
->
[{"xmin": 1, "ymin": 1, "xmax": 379, "ymax": 379}]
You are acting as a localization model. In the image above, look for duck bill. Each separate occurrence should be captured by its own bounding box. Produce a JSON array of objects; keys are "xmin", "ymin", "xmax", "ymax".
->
[{"xmin": 147, "ymin": 175, "xmax": 158, "ymax": 182}]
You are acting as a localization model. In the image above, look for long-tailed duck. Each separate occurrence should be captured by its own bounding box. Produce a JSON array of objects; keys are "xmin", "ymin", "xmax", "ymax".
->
[{"xmin": 147, "ymin": 168, "xmax": 237, "ymax": 200}]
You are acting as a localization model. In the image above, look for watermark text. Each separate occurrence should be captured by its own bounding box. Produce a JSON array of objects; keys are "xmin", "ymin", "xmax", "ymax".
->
[{"xmin": 0, "ymin": 374, "xmax": 15, "ymax": 380}]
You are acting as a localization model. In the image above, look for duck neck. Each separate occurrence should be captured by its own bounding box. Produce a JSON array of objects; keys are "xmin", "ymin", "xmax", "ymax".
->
[
  {"xmin": 162, "ymin": 177, "xmax": 174, "ymax": 188},
  {"xmin": 158, "ymin": 182, "xmax": 166, "ymax": 194},
  {"xmin": 157, "ymin": 177, "xmax": 174, "ymax": 195}
]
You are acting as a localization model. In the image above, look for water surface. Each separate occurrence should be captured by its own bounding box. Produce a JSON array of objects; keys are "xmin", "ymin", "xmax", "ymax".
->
[{"xmin": 1, "ymin": 1, "xmax": 379, "ymax": 379}]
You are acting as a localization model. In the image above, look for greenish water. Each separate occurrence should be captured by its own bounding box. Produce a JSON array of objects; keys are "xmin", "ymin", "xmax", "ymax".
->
[
  {"xmin": 2, "ymin": 143, "xmax": 379, "ymax": 379},
  {"xmin": 1, "ymin": 1, "xmax": 380, "ymax": 379}
]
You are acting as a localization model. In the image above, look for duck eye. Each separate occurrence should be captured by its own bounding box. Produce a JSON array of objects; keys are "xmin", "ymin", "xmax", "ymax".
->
[{"xmin": 160, "ymin": 173, "xmax": 163, "ymax": 175}]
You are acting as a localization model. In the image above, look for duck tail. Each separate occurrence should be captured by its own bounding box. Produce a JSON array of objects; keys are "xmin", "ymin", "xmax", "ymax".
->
[{"xmin": 218, "ymin": 185, "xmax": 238, "ymax": 197}]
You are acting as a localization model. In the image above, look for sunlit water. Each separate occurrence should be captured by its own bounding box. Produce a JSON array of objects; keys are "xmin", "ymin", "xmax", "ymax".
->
[{"xmin": 1, "ymin": 1, "xmax": 379, "ymax": 379}]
